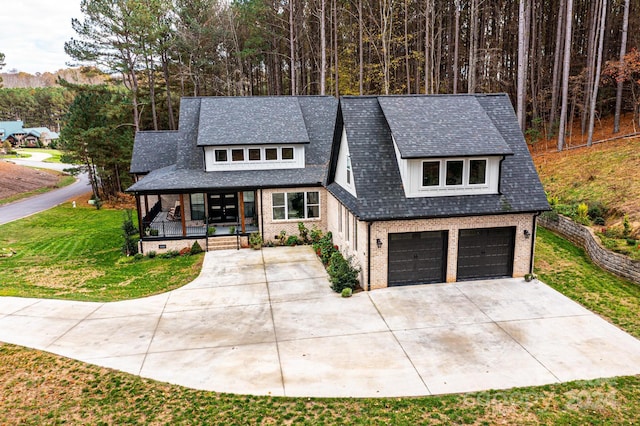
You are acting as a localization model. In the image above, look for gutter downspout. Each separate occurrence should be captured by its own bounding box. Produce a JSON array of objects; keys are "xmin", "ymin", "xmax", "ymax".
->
[
  {"xmin": 367, "ymin": 222, "xmax": 372, "ymax": 291},
  {"xmin": 529, "ymin": 211, "xmax": 542, "ymax": 274},
  {"xmin": 497, "ymin": 156, "xmax": 507, "ymax": 194},
  {"xmin": 260, "ymin": 189, "xmax": 264, "ymax": 242}
]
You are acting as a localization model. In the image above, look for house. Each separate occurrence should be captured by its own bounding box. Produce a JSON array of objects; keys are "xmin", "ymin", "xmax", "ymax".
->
[
  {"xmin": 127, "ymin": 94, "xmax": 549, "ymax": 290},
  {"xmin": 0, "ymin": 121, "xmax": 59, "ymax": 147}
]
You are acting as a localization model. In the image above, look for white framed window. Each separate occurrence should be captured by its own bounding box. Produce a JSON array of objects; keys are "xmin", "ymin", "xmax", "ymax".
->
[
  {"xmin": 272, "ymin": 191, "xmax": 320, "ymax": 221},
  {"xmin": 338, "ymin": 204, "xmax": 342, "ymax": 232},
  {"xmin": 346, "ymin": 155, "xmax": 352, "ymax": 185},
  {"xmin": 421, "ymin": 158, "xmax": 488, "ymax": 190},
  {"xmin": 345, "ymin": 210, "xmax": 350, "ymax": 241},
  {"xmin": 213, "ymin": 146, "xmax": 295, "ymax": 163}
]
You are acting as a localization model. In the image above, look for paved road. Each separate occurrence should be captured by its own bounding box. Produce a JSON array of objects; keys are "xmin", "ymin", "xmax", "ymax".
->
[
  {"xmin": 0, "ymin": 153, "xmax": 91, "ymax": 226},
  {"xmin": 2, "ymin": 246, "xmax": 640, "ymax": 397}
]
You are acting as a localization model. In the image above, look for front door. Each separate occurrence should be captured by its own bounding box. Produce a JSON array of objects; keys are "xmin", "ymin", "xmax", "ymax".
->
[{"xmin": 208, "ymin": 192, "xmax": 238, "ymax": 223}]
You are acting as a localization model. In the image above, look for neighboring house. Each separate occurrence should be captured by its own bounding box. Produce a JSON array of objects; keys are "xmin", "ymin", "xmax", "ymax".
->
[
  {"xmin": 0, "ymin": 121, "xmax": 59, "ymax": 147},
  {"xmin": 127, "ymin": 94, "xmax": 549, "ymax": 290}
]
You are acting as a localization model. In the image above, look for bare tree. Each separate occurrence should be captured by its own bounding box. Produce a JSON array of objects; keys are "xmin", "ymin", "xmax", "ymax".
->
[
  {"xmin": 452, "ymin": 0, "xmax": 460, "ymax": 94},
  {"xmin": 558, "ymin": 0, "xmax": 574, "ymax": 151},
  {"xmin": 586, "ymin": 0, "xmax": 608, "ymax": 146},
  {"xmin": 320, "ymin": 0, "xmax": 327, "ymax": 95},
  {"xmin": 614, "ymin": 0, "xmax": 630, "ymax": 134},
  {"xmin": 548, "ymin": 0, "xmax": 566, "ymax": 136},
  {"xmin": 517, "ymin": 0, "xmax": 529, "ymax": 131},
  {"xmin": 289, "ymin": 0, "xmax": 297, "ymax": 95}
]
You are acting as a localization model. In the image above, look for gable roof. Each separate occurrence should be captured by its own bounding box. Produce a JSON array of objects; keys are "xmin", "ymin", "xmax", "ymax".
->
[
  {"xmin": 127, "ymin": 96, "xmax": 337, "ymax": 193},
  {"xmin": 328, "ymin": 94, "xmax": 549, "ymax": 221},
  {"xmin": 0, "ymin": 121, "xmax": 26, "ymax": 141},
  {"xmin": 196, "ymin": 97, "xmax": 310, "ymax": 146},
  {"xmin": 378, "ymin": 96, "xmax": 513, "ymax": 158},
  {"xmin": 130, "ymin": 131, "xmax": 179, "ymax": 175},
  {"xmin": 24, "ymin": 127, "xmax": 59, "ymax": 139}
]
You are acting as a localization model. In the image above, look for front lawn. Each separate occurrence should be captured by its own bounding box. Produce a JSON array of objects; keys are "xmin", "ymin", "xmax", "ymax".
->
[
  {"xmin": 0, "ymin": 202, "xmax": 202, "ymax": 301},
  {"xmin": 535, "ymin": 227, "xmax": 640, "ymax": 339}
]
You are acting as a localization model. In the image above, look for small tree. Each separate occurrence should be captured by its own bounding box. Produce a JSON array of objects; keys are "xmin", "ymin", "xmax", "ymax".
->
[{"xmin": 121, "ymin": 209, "xmax": 138, "ymax": 256}]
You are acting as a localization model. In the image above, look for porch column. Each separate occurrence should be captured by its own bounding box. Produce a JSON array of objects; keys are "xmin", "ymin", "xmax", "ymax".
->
[
  {"xmin": 179, "ymin": 193, "xmax": 187, "ymax": 237},
  {"xmin": 135, "ymin": 195, "xmax": 143, "ymax": 239},
  {"xmin": 239, "ymin": 191, "xmax": 245, "ymax": 233},
  {"xmin": 143, "ymin": 194, "xmax": 149, "ymax": 217}
]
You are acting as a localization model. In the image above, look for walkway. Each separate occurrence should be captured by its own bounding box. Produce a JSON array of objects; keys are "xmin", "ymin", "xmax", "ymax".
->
[{"xmin": 1, "ymin": 246, "xmax": 640, "ymax": 397}]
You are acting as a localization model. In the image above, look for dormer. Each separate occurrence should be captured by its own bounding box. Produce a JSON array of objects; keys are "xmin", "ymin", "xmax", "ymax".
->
[
  {"xmin": 378, "ymin": 96, "xmax": 513, "ymax": 198},
  {"xmin": 198, "ymin": 97, "xmax": 309, "ymax": 171}
]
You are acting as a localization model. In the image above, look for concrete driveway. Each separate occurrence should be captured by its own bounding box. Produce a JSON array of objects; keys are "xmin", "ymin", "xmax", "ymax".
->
[{"xmin": 1, "ymin": 246, "xmax": 640, "ymax": 397}]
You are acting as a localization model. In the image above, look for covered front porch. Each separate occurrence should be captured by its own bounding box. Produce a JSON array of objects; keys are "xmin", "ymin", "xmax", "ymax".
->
[{"xmin": 135, "ymin": 190, "xmax": 259, "ymax": 241}]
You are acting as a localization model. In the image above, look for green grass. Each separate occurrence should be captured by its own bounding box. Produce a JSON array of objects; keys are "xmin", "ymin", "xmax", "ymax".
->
[
  {"xmin": 1, "ymin": 225, "xmax": 640, "ymax": 423},
  {"xmin": 17, "ymin": 148, "xmax": 65, "ymax": 163},
  {"xmin": 0, "ymin": 202, "xmax": 202, "ymax": 301},
  {"xmin": 535, "ymin": 227, "xmax": 640, "ymax": 339},
  {"xmin": 0, "ymin": 173, "xmax": 76, "ymax": 206}
]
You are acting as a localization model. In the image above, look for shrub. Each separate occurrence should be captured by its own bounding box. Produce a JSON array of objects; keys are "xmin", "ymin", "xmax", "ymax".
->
[
  {"xmin": 276, "ymin": 230, "xmax": 287, "ymax": 245},
  {"xmin": 229, "ymin": 226, "xmax": 236, "ymax": 235},
  {"xmin": 341, "ymin": 288, "xmax": 353, "ymax": 298},
  {"xmin": 150, "ymin": 228, "xmax": 159, "ymax": 236},
  {"xmin": 147, "ymin": 251, "xmax": 156, "ymax": 259},
  {"xmin": 159, "ymin": 250, "xmax": 180, "ymax": 259},
  {"xmin": 298, "ymin": 222, "xmax": 309, "ymax": 244},
  {"xmin": 577, "ymin": 203, "xmax": 589, "ymax": 220},
  {"xmin": 285, "ymin": 235, "xmax": 300, "ymax": 246},
  {"xmin": 249, "ymin": 232, "xmax": 263, "ymax": 248},
  {"xmin": 593, "ymin": 217, "xmax": 606, "ymax": 226},
  {"xmin": 121, "ymin": 210, "xmax": 139, "ymax": 256},
  {"xmin": 133, "ymin": 253, "xmax": 144, "ymax": 261},
  {"xmin": 313, "ymin": 232, "xmax": 336, "ymax": 265},
  {"xmin": 207, "ymin": 226, "xmax": 216, "ymax": 236},
  {"xmin": 327, "ymin": 251, "xmax": 360, "ymax": 293},
  {"xmin": 623, "ymin": 215, "xmax": 632, "ymax": 238},
  {"xmin": 309, "ymin": 225, "xmax": 323, "ymax": 243},
  {"xmin": 626, "ymin": 238, "xmax": 637, "ymax": 247},
  {"xmin": 190, "ymin": 241, "xmax": 203, "ymax": 255},
  {"xmin": 588, "ymin": 203, "xmax": 607, "ymax": 220}
]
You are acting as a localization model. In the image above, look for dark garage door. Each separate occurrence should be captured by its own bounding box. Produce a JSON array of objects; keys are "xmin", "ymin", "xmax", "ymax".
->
[
  {"xmin": 457, "ymin": 227, "xmax": 515, "ymax": 281},
  {"xmin": 388, "ymin": 231, "xmax": 448, "ymax": 286}
]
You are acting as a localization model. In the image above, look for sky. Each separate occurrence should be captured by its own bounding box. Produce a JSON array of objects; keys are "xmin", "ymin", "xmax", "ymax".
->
[{"xmin": 0, "ymin": 0, "xmax": 82, "ymax": 74}]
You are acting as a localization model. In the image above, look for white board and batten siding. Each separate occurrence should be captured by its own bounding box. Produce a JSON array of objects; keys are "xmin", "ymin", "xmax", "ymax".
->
[{"xmin": 334, "ymin": 128, "xmax": 358, "ymax": 197}]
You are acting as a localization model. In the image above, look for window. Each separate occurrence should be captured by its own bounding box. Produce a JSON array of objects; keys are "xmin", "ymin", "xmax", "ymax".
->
[
  {"xmin": 232, "ymin": 149, "xmax": 244, "ymax": 161},
  {"xmin": 338, "ymin": 205, "xmax": 342, "ymax": 232},
  {"xmin": 306, "ymin": 192, "xmax": 320, "ymax": 218},
  {"xmin": 422, "ymin": 161, "xmax": 440, "ymax": 186},
  {"xmin": 190, "ymin": 193, "xmax": 205, "ymax": 220},
  {"xmin": 272, "ymin": 193, "xmax": 285, "ymax": 220},
  {"xmin": 346, "ymin": 155, "xmax": 352, "ymax": 185},
  {"xmin": 265, "ymin": 148, "xmax": 278, "ymax": 160},
  {"xmin": 249, "ymin": 148, "xmax": 261, "ymax": 161},
  {"xmin": 272, "ymin": 191, "xmax": 320, "ymax": 220},
  {"xmin": 469, "ymin": 159, "xmax": 487, "ymax": 185},
  {"xmin": 215, "ymin": 149, "xmax": 228, "ymax": 162},
  {"xmin": 446, "ymin": 160, "xmax": 464, "ymax": 186},
  {"xmin": 353, "ymin": 216, "xmax": 358, "ymax": 250},
  {"xmin": 345, "ymin": 210, "xmax": 350, "ymax": 241},
  {"xmin": 282, "ymin": 147, "xmax": 294, "ymax": 160}
]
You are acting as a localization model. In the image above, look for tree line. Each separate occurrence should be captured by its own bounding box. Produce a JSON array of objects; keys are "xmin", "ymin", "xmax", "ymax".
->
[{"xmin": 63, "ymin": 0, "xmax": 639, "ymax": 148}]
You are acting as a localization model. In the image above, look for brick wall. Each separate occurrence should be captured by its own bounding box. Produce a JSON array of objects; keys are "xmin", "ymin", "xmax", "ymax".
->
[
  {"xmin": 327, "ymin": 192, "xmax": 536, "ymax": 290},
  {"xmin": 260, "ymin": 187, "xmax": 328, "ymax": 244},
  {"xmin": 539, "ymin": 214, "xmax": 640, "ymax": 284}
]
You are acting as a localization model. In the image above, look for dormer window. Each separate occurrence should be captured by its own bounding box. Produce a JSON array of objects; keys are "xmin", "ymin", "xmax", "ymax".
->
[
  {"xmin": 421, "ymin": 158, "xmax": 489, "ymax": 190},
  {"xmin": 205, "ymin": 145, "xmax": 304, "ymax": 171}
]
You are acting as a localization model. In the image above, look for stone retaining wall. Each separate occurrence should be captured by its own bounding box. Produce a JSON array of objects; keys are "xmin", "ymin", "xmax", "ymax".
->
[{"xmin": 539, "ymin": 214, "xmax": 640, "ymax": 284}]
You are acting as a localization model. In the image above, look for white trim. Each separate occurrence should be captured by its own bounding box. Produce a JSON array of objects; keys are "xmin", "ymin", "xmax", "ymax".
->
[
  {"xmin": 271, "ymin": 191, "xmax": 321, "ymax": 221},
  {"xmin": 205, "ymin": 145, "xmax": 305, "ymax": 171}
]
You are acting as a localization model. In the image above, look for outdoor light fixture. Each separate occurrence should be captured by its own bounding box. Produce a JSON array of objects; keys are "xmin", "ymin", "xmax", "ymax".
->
[
  {"xmin": 523, "ymin": 230, "xmax": 531, "ymax": 239},
  {"xmin": 376, "ymin": 238, "xmax": 383, "ymax": 248}
]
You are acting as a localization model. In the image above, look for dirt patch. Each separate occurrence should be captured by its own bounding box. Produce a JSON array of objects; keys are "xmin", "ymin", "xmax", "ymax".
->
[{"xmin": 0, "ymin": 161, "xmax": 61, "ymax": 199}]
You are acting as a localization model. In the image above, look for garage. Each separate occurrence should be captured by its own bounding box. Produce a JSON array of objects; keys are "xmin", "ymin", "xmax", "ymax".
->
[
  {"xmin": 457, "ymin": 227, "xmax": 515, "ymax": 281},
  {"xmin": 388, "ymin": 231, "xmax": 448, "ymax": 286}
]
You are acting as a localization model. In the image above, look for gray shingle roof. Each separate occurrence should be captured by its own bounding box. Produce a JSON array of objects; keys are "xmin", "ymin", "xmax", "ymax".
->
[
  {"xmin": 329, "ymin": 94, "xmax": 549, "ymax": 221},
  {"xmin": 378, "ymin": 95, "xmax": 513, "ymax": 158},
  {"xmin": 130, "ymin": 131, "xmax": 178, "ymax": 174},
  {"xmin": 196, "ymin": 97, "xmax": 310, "ymax": 146},
  {"xmin": 127, "ymin": 96, "xmax": 338, "ymax": 193}
]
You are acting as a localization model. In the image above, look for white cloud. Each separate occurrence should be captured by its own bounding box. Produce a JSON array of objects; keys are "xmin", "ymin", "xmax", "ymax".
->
[{"xmin": 0, "ymin": 0, "xmax": 82, "ymax": 74}]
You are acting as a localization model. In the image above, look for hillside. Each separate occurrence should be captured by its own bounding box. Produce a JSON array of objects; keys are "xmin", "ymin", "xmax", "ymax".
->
[{"xmin": 534, "ymin": 136, "xmax": 640, "ymax": 241}]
